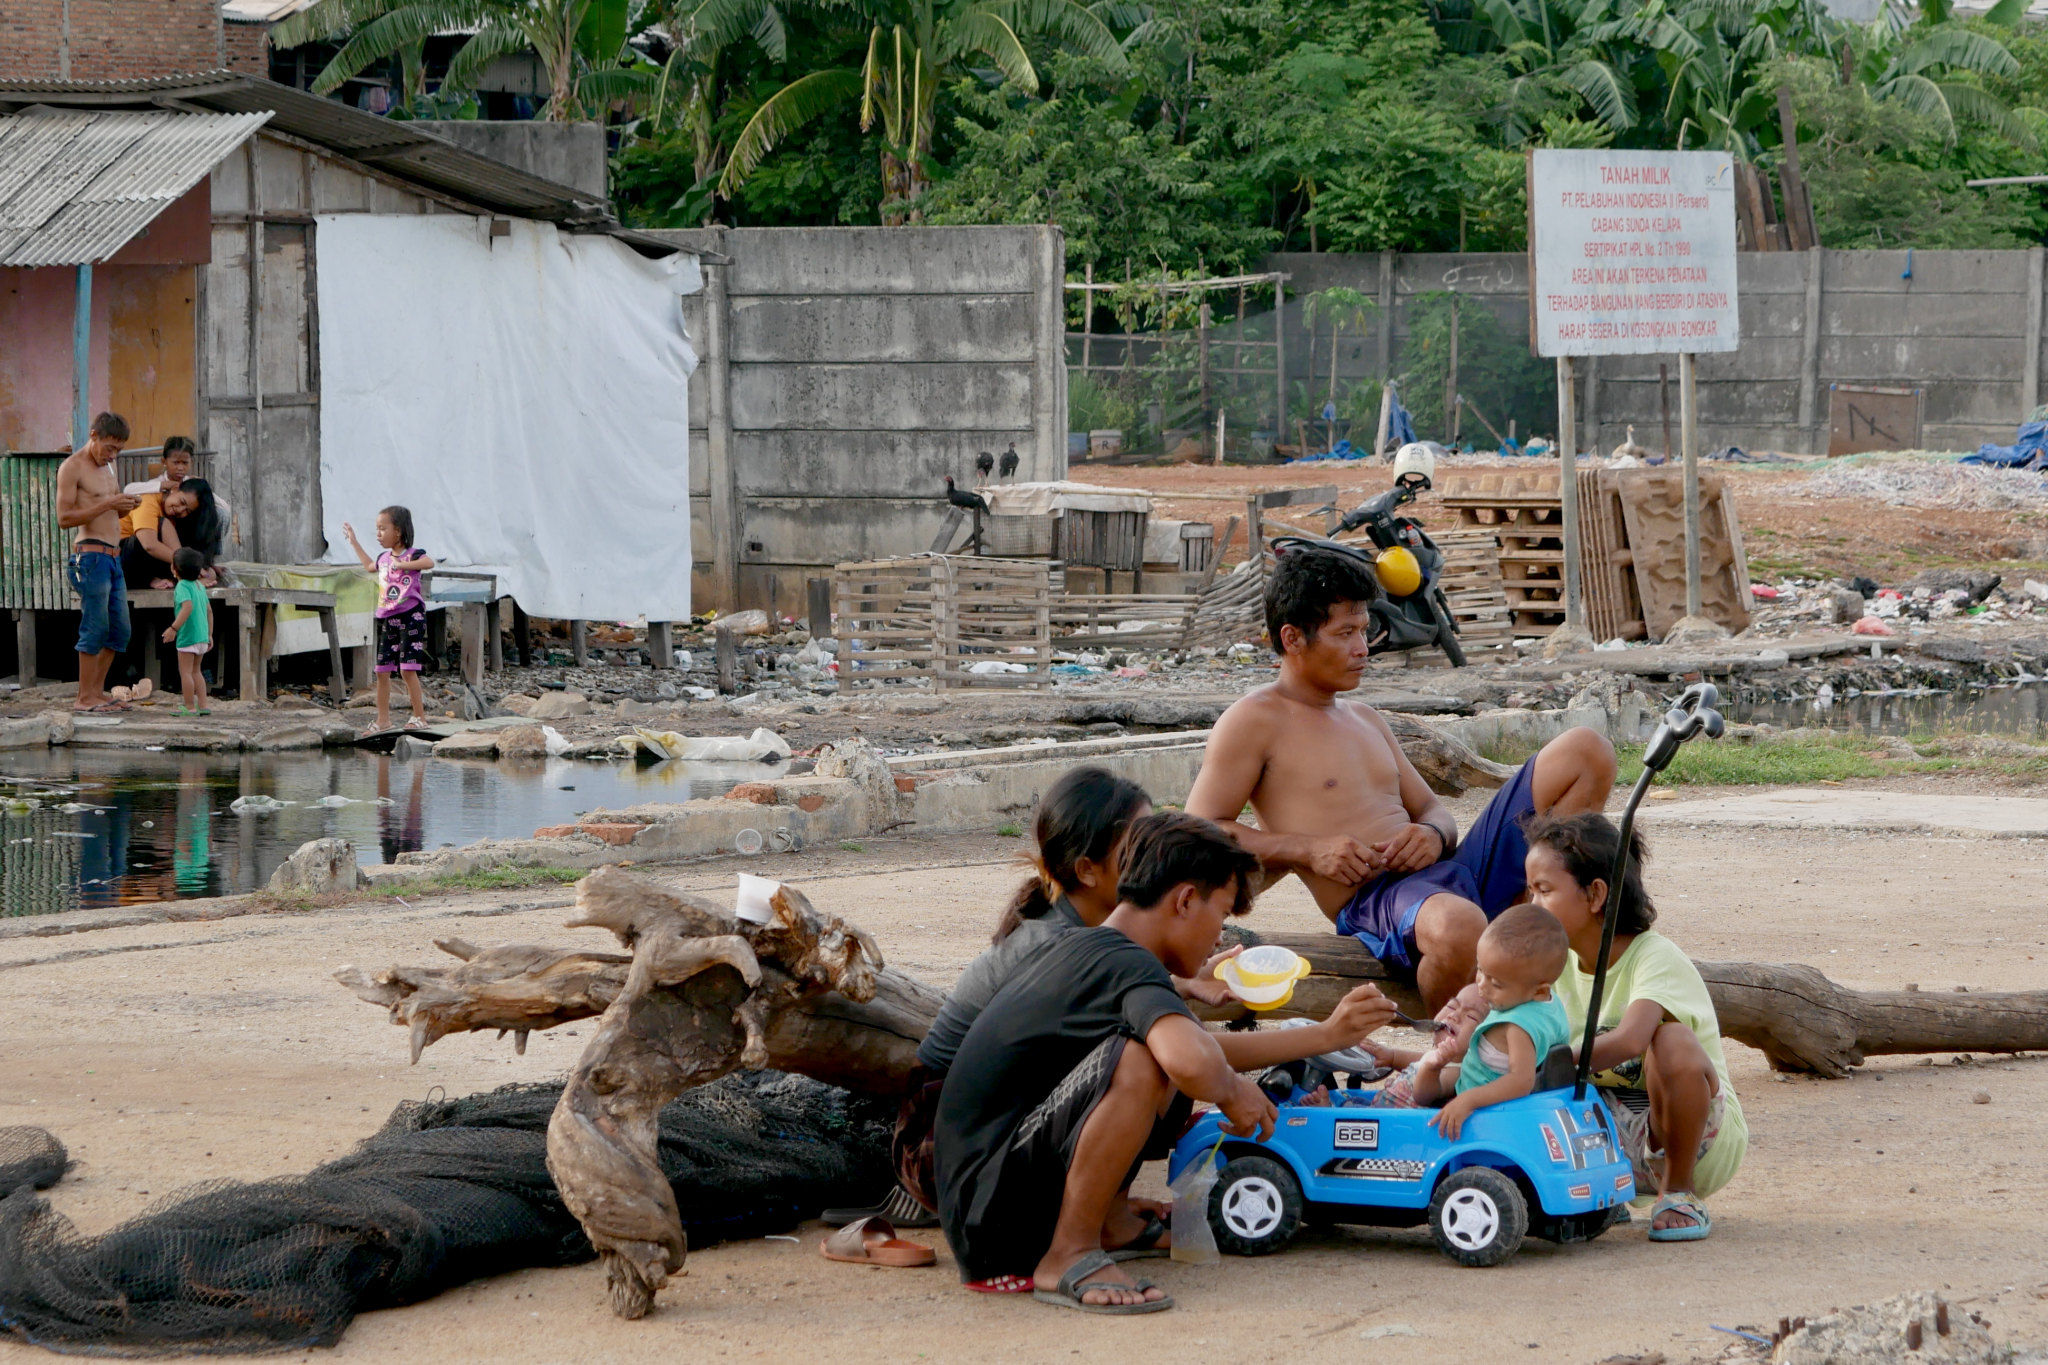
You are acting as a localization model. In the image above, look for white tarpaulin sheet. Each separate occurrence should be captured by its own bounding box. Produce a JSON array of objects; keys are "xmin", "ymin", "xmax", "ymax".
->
[
  {"xmin": 983, "ymin": 480, "xmax": 1152, "ymax": 516},
  {"xmin": 315, "ymin": 214, "xmax": 698, "ymax": 620}
]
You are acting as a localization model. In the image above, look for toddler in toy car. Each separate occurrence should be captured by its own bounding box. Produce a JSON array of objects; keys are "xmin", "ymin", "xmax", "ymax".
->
[{"xmin": 1410, "ymin": 905, "xmax": 1572, "ymax": 1137}]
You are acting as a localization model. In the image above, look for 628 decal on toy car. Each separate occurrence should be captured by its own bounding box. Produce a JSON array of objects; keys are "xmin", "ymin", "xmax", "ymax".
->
[{"xmin": 1333, "ymin": 1119, "xmax": 1379, "ymax": 1150}]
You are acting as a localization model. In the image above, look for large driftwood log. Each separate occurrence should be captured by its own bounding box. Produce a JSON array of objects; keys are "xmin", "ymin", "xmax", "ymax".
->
[{"xmin": 1242, "ymin": 932, "xmax": 2048, "ymax": 1078}]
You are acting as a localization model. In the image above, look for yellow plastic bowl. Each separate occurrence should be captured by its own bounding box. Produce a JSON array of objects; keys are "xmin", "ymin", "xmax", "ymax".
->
[
  {"xmin": 1232, "ymin": 945, "xmax": 1311, "ymax": 989},
  {"xmin": 1217, "ymin": 957, "xmax": 1303, "ymax": 1011}
]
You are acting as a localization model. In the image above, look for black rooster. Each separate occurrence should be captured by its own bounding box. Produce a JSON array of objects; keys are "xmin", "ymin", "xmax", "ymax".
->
[
  {"xmin": 974, "ymin": 451, "xmax": 995, "ymax": 481},
  {"xmin": 944, "ymin": 476, "xmax": 990, "ymax": 513},
  {"xmin": 998, "ymin": 444, "xmax": 1019, "ymax": 479}
]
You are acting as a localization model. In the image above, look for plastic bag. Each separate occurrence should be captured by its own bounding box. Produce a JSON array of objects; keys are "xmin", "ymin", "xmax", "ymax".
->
[{"xmin": 1169, "ymin": 1138, "xmax": 1223, "ymax": 1265}]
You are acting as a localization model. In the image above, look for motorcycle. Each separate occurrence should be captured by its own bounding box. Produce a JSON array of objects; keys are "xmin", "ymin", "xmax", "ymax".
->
[{"xmin": 1271, "ymin": 443, "xmax": 1467, "ymax": 667}]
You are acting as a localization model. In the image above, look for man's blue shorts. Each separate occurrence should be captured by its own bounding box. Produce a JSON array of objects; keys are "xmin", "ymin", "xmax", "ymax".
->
[
  {"xmin": 1333, "ymin": 756, "xmax": 1539, "ymax": 971},
  {"xmin": 68, "ymin": 549, "xmax": 130, "ymax": 656}
]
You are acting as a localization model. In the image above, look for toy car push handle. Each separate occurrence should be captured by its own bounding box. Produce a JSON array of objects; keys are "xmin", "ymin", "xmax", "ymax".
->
[{"xmin": 1573, "ymin": 683, "xmax": 1725, "ymax": 1100}]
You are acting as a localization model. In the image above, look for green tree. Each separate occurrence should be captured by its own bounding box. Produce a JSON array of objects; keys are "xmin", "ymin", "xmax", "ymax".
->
[
  {"xmin": 274, "ymin": 0, "xmax": 655, "ymax": 120},
  {"xmin": 705, "ymin": 0, "xmax": 1127, "ymax": 221}
]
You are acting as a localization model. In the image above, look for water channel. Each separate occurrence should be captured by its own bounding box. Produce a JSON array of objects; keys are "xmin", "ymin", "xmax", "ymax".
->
[
  {"xmin": 7, "ymin": 681, "xmax": 2047, "ymax": 918},
  {"xmin": 1, "ymin": 748, "xmax": 786, "ymax": 918}
]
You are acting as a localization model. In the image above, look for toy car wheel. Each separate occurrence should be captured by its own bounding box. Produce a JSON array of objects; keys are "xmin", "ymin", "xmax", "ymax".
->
[
  {"xmin": 1427, "ymin": 1167, "xmax": 1527, "ymax": 1267},
  {"xmin": 1209, "ymin": 1155, "xmax": 1303, "ymax": 1256}
]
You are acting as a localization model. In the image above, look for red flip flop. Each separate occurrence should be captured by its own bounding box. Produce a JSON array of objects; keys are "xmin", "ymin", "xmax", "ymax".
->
[
  {"xmin": 819, "ymin": 1216, "xmax": 936, "ymax": 1268},
  {"xmin": 965, "ymin": 1275, "xmax": 1033, "ymax": 1294}
]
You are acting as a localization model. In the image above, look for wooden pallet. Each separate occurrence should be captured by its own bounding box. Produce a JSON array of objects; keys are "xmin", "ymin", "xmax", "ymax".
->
[
  {"xmin": 1431, "ymin": 529, "xmax": 1514, "ymax": 653},
  {"xmin": 1181, "ymin": 553, "xmax": 1274, "ymax": 649},
  {"xmin": 1441, "ymin": 490, "xmax": 1568, "ymax": 636},
  {"xmin": 834, "ymin": 555, "xmax": 1053, "ymax": 690},
  {"xmin": 1051, "ymin": 593, "xmax": 1199, "ymax": 650}
]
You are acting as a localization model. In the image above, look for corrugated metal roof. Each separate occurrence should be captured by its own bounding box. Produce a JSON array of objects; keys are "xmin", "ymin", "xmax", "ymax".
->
[
  {"xmin": 0, "ymin": 107, "xmax": 270, "ymax": 266},
  {"xmin": 0, "ymin": 73, "xmax": 624, "ymax": 228}
]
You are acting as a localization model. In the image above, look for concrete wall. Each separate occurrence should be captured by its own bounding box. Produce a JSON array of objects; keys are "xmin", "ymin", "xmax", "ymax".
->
[
  {"xmin": 645, "ymin": 225, "xmax": 1070, "ymax": 614},
  {"xmin": 1267, "ymin": 248, "xmax": 2044, "ymax": 455},
  {"xmin": 411, "ymin": 121, "xmax": 608, "ymax": 201}
]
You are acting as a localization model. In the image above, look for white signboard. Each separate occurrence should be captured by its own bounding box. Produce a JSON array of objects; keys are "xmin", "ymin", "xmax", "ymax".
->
[{"xmin": 1530, "ymin": 149, "xmax": 1739, "ymax": 357}]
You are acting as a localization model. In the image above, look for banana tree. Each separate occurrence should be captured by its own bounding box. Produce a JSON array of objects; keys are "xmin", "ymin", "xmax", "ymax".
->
[
  {"xmin": 644, "ymin": 0, "xmax": 787, "ymax": 218},
  {"xmin": 274, "ymin": 0, "xmax": 656, "ymax": 121},
  {"xmin": 1459, "ymin": 0, "xmax": 1641, "ymax": 139},
  {"xmin": 712, "ymin": 0, "xmax": 1128, "ymax": 222},
  {"xmin": 1850, "ymin": 0, "xmax": 2030, "ymax": 142}
]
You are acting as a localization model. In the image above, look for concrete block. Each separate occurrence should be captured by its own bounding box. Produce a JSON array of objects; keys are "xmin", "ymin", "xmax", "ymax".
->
[
  {"xmin": 253, "ymin": 724, "xmax": 326, "ymax": 750},
  {"xmin": 730, "ymin": 294, "xmax": 1038, "ymax": 364},
  {"xmin": 529, "ymin": 691, "xmax": 591, "ymax": 720},
  {"xmin": 733, "ymin": 431, "xmax": 1035, "ymax": 499},
  {"xmin": 434, "ymin": 730, "xmax": 501, "ymax": 758},
  {"xmin": 730, "ymin": 362, "xmax": 1036, "ymax": 431},
  {"xmin": 495, "ymin": 724, "xmax": 550, "ymax": 757},
  {"xmin": 719, "ymin": 226, "xmax": 1045, "ymax": 295},
  {"xmin": 0, "ymin": 716, "xmax": 54, "ymax": 749},
  {"xmin": 267, "ymin": 838, "xmax": 368, "ymax": 895},
  {"xmin": 409, "ymin": 121, "xmax": 608, "ymax": 200},
  {"xmin": 739, "ymin": 497, "xmax": 960, "ymax": 568}
]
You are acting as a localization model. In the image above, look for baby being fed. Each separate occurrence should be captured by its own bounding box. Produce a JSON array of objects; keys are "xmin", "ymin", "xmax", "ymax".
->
[{"xmin": 1368, "ymin": 905, "xmax": 1573, "ymax": 1137}]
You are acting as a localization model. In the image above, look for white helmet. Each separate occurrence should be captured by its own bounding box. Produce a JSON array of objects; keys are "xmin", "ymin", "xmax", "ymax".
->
[{"xmin": 1392, "ymin": 442, "xmax": 1436, "ymax": 490}]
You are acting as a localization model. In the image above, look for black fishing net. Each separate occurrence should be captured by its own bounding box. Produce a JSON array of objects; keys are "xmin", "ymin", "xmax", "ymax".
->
[
  {"xmin": 0, "ymin": 1072, "xmax": 893, "ymax": 1357},
  {"xmin": 0, "ymin": 1129, "xmax": 68, "ymax": 1196}
]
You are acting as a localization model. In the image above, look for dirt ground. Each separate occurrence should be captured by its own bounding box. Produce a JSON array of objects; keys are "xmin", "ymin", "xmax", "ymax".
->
[
  {"xmin": 1076, "ymin": 461, "xmax": 2048, "ymax": 583},
  {"xmin": 3, "ymin": 778, "xmax": 2046, "ymax": 1364}
]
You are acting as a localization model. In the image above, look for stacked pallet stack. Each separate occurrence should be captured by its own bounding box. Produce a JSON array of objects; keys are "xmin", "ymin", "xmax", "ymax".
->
[
  {"xmin": 1433, "ymin": 467, "xmax": 1750, "ymax": 642},
  {"xmin": 1429, "ymin": 530, "xmax": 1515, "ymax": 656},
  {"xmin": 1439, "ymin": 472, "xmax": 1569, "ymax": 636},
  {"xmin": 834, "ymin": 555, "xmax": 1053, "ymax": 690}
]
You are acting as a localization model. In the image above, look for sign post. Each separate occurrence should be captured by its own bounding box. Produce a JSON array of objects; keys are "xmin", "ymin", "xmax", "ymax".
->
[{"xmin": 1529, "ymin": 149, "xmax": 1740, "ymax": 646}]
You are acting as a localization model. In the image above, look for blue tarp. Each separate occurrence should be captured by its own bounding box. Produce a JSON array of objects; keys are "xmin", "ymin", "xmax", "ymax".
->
[{"xmin": 1964, "ymin": 419, "xmax": 2048, "ymax": 469}]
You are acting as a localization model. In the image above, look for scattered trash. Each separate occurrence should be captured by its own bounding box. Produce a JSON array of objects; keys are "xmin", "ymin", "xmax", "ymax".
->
[
  {"xmin": 622, "ymin": 727, "xmax": 792, "ymax": 763},
  {"xmin": 1750, "ymin": 585, "xmax": 1779, "ymax": 600},
  {"xmin": 1853, "ymin": 616, "xmax": 1895, "ymax": 636},
  {"xmin": 1772, "ymin": 1291, "xmax": 1995, "ymax": 1365},
  {"xmin": 966, "ymin": 660, "xmax": 1030, "ymax": 675},
  {"xmin": 229, "ymin": 795, "xmax": 291, "ymax": 816},
  {"xmin": 716, "ymin": 609, "xmax": 773, "ymax": 636},
  {"xmin": 734, "ymin": 828, "xmax": 765, "ymax": 855},
  {"xmin": 1791, "ymin": 459, "xmax": 2048, "ymax": 511},
  {"xmin": 542, "ymin": 725, "xmax": 572, "ymax": 758}
]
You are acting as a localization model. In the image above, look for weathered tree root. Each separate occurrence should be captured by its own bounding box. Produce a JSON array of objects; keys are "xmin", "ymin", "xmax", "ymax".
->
[{"xmin": 341, "ymin": 866, "xmax": 941, "ymax": 1318}]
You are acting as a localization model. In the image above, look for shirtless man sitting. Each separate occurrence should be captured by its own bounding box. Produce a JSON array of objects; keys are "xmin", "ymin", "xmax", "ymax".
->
[
  {"xmin": 1186, "ymin": 543, "xmax": 1616, "ymax": 1011},
  {"xmin": 55, "ymin": 412, "xmax": 139, "ymax": 713}
]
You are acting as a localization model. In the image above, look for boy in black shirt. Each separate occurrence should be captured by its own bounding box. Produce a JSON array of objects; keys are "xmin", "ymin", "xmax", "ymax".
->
[{"xmin": 935, "ymin": 812, "xmax": 1397, "ymax": 1313}]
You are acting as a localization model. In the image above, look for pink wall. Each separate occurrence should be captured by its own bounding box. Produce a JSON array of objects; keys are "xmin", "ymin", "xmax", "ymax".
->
[{"xmin": 0, "ymin": 263, "xmax": 198, "ymax": 453}]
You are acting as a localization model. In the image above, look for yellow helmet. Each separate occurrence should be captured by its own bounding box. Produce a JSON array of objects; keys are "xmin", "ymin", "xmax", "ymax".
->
[{"xmin": 1375, "ymin": 546, "xmax": 1423, "ymax": 597}]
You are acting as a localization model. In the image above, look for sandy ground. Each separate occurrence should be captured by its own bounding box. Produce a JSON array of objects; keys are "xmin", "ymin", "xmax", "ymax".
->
[{"xmin": 3, "ymin": 784, "xmax": 2048, "ymax": 1363}]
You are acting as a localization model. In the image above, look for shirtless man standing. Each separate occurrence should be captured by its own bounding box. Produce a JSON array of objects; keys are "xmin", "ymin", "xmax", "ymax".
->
[
  {"xmin": 1186, "ymin": 544, "xmax": 1616, "ymax": 1011},
  {"xmin": 56, "ymin": 412, "xmax": 139, "ymax": 713}
]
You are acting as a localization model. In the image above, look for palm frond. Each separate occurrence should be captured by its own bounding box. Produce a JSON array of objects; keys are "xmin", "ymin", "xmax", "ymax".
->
[
  {"xmin": 438, "ymin": 21, "xmax": 533, "ymax": 97},
  {"xmin": 948, "ymin": 10, "xmax": 1039, "ymax": 87},
  {"xmin": 982, "ymin": 0, "xmax": 1128, "ymax": 65},
  {"xmin": 1087, "ymin": 0, "xmax": 1151, "ymax": 31},
  {"xmin": 1982, "ymin": 0, "xmax": 2028, "ymax": 25},
  {"xmin": 683, "ymin": 0, "xmax": 780, "ymax": 54},
  {"xmin": 1939, "ymin": 81, "xmax": 2033, "ymax": 143},
  {"xmin": 1893, "ymin": 27, "xmax": 2019, "ymax": 78},
  {"xmin": 751, "ymin": 3, "xmax": 788, "ymax": 61},
  {"xmin": 577, "ymin": 64, "xmax": 659, "ymax": 109},
  {"xmin": 271, "ymin": 0, "xmax": 391, "ymax": 48},
  {"xmin": 1475, "ymin": 0, "xmax": 1532, "ymax": 48},
  {"xmin": 1560, "ymin": 56, "xmax": 1638, "ymax": 129},
  {"xmin": 311, "ymin": 1, "xmax": 493, "ymax": 93},
  {"xmin": 719, "ymin": 66, "xmax": 863, "ymax": 195},
  {"xmin": 1875, "ymin": 70, "xmax": 1956, "ymax": 136}
]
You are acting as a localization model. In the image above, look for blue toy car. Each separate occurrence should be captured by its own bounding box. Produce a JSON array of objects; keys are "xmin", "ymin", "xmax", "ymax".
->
[
  {"xmin": 1171, "ymin": 682, "xmax": 1728, "ymax": 1268},
  {"xmin": 1167, "ymin": 1053, "xmax": 1634, "ymax": 1267}
]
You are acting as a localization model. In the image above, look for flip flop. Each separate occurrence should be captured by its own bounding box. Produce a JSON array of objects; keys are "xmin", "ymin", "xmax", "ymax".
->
[
  {"xmin": 965, "ymin": 1275, "xmax": 1033, "ymax": 1294},
  {"xmin": 1108, "ymin": 1213, "xmax": 1170, "ymax": 1261},
  {"xmin": 1032, "ymin": 1249, "xmax": 1172, "ymax": 1315},
  {"xmin": 823, "ymin": 1185, "xmax": 940, "ymax": 1230},
  {"xmin": 1647, "ymin": 1192, "xmax": 1711, "ymax": 1242},
  {"xmin": 819, "ymin": 1215, "xmax": 935, "ymax": 1268}
]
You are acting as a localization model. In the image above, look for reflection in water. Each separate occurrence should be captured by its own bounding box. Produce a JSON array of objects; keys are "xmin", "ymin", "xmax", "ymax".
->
[{"xmin": 1, "ymin": 748, "xmax": 787, "ymax": 917}]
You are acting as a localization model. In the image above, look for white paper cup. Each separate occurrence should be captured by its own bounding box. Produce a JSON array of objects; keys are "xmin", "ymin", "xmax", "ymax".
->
[{"xmin": 735, "ymin": 873, "xmax": 780, "ymax": 925}]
